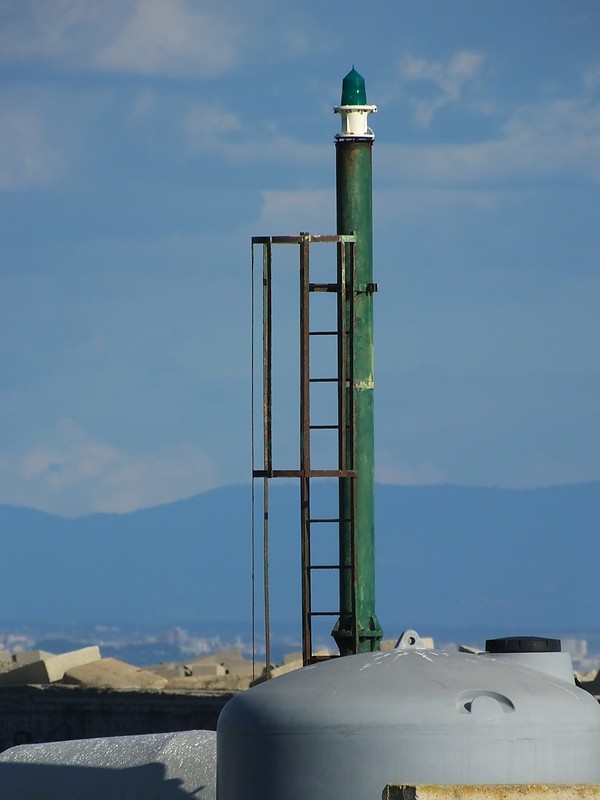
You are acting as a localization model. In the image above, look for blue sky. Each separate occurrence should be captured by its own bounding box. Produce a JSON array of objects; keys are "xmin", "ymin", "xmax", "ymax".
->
[{"xmin": 1, "ymin": 0, "xmax": 599, "ymax": 516}]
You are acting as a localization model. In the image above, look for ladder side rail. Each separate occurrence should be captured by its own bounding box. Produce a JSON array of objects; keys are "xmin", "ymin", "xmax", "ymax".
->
[
  {"xmin": 335, "ymin": 239, "xmax": 357, "ymax": 654},
  {"xmin": 337, "ymin": 240, "xmax": 350, "ymax": 472},
  {"xmin": 263, "ymin": 239, "xmax": 273, "ymax": 477},
  {"xmin": 262, "ymin": 239, "xmax": 273, "ymax": 677},
  {"xmin": 299, "ymin": 234, "xmax": 313, "ymax": 665},
  {"xmin": 349, "ymin": 241, "xmax": 359, "ymax": 655}
]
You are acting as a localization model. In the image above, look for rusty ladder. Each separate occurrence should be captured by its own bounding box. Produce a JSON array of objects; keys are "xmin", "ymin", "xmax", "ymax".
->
[{"xmin": 252, "ymin": 233, "xmax": 358, "ymax": 667}]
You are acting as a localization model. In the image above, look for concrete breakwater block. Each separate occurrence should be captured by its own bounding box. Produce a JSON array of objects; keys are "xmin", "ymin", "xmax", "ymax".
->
[
  {"xmin": 0, "ymin": 646, "xmax": 100, "ymax": 686},
  {"xmin": 0, "ymin": 729, "xmax": 216, "ymax": 799},
  {"xmin": 62, "ymin": 657, "xmax": 168, "ymax": 690},
  {"xmin": 12, "ymin": 650, "xmax": 56, "ymax": 667}
]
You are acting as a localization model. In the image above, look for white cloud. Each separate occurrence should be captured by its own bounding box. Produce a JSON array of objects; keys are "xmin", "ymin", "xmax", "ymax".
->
[
  {"xmin": 0, "ymin": 0, "xmax": 244, "ymax": 78},
  {"xmin": 182, "ymin": 105, "xmax": 329, "ymax": 167},
  {"xmin": 379, "ymin": 95, "xmax": 600, "ymax": 185},
  {"xmin": 92, "ymin": 0, "xmax": 243, "ymax": 78},
  {"xmin": 507, "ymin": 455, "xmax": 600, "ymax": 490},
  {"xmin": 128, "ymin": 88, "xmax": 158, "ymax": 120},
  {"xmin": 388, "ymin": 52, "xmax": 600, "ymax": 184},
  {"xmin": 0, "ymin": 108, "xmax": 64, "ymax": 189},
  {"xmin": 376, "ymin": 456, "xmax": 447, "ymax": 487},
  {"xmin": 374, "ymin": 187, "xmax": 498, "ymax": 224},
  {"xmin": 400, "ymin": 50, "xmax": 485, "ymax": 127},
  {"xmin": 184, "ymin": 106, "xmax": 242, "ymax": 148},
  {"xmin": 0, "ymin": 421, "xmax": 222, "ymax": 516},
  {"xmin": 254, "ymin": 189, "xmax": 334, "ymax": 234},
  {"xmin": 584, "ymin": 63, "xmax": 600, "ymax": 92},
  {"xmin": 189, "ymin": 129, "xmax": 328, "ymax": 167},
  {"xmin": 0, "ymin": 0, "xmax": 98, "ymax": 62}
]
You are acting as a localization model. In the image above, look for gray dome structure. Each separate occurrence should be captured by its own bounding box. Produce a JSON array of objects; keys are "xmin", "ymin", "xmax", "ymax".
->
[{"xmin": 217, "ymin": 632, "xmax": 600, "ymax": 800}]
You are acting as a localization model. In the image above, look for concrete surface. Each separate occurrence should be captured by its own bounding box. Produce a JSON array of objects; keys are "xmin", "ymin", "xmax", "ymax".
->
[
  {"xmin": 145, "ymin": 648, "xmax": 261, "ymax": 689},
  {"xmin": 0, "ymin": 729, "xmax": 216, "ymax": 799},
  {"xmin": 62, "ymin": 657, "xmax": 169, "ymax": 690},
  {"xmin": 576, "ymin": 669, "xmax": 600, "ymax": 699},
  {"xmin": 0, "ymin": 646, "xmax": 100, "ymax": 686},
  {"xmin": 383, "ymin": 787, "xmax": 600, "ymax": 799},
  {"xmin": 146, "ymin": 662, "xmax": 190, "ymax": 679},
  {"xmin": 185, "ymin": 648, "xmax": 257, "ymax": 677},
  {"xmin": 189, "ymin": 663, "xmax": 226, "ymax": 678},
  {"xmin": 13, "ymin": 650, "xmax": 55, "ymax": 666},
  {"xmin": 0, "ymin": 684, "xmax": 231, "ymax": 752}
]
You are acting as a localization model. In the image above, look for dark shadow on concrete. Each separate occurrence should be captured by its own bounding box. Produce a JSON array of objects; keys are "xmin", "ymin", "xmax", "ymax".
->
[
  {"xmin": 0, "ymin": 685, "xmax": 232, "ymax": 755},
  {"xmin": 0, "ymin": 761, "xmax": 210, "ymax": 799}
]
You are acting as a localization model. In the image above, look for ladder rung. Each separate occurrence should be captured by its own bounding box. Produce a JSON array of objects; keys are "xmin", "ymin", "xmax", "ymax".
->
[
  {"xmin": 308, "ymin": 517, "xmax": 340, "ymax": 523},
  {"xmin": 309, "ymin": 424, "xmax": 338, "ymax": 430},
  {"xmin": 309, "ymin": 330, "xmax": 337, "ymax": 336},
  {"xmin": 253, "ymin": 469, "xmax": 356, "ymax": 478},
  {"xmin": 308, "ymin": 611, "xmax": 339, "ymax": 617},
  {"xmin": 309, "ymin": 377, "xmax": 338, "ymax": 383},
  {"xmin": 309, "ymin": 283, "xmax": 338, "ymax": 293},
  {"xmin": 308, "ymin": 564, "xmax": 340, "ymax": 571}
]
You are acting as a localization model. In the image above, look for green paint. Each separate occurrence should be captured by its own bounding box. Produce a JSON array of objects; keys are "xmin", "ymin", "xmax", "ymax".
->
[
  {"xmin": 341, "ymin": 67, "xmax": 367, "ymax": 106},
  {"xmin": 333, "ymin": 131, "xmax": 383, "ymax": 655}
]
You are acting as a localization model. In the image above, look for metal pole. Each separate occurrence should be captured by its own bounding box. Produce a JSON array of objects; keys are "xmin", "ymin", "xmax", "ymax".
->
[
  {"xmin": 262, "ymin": 239, "xmax": 272, "ymax": 677},
  {"xmin": 299, "ymin": 234, "xmax": 312, "ymax": 664},
  {"xmin": 333, "ymin": 69, "xmax": 383, "ymax": 655}
]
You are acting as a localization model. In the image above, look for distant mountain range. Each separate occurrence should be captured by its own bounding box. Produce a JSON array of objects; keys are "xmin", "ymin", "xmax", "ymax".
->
[{"xmin": 1, "ymin": 483, "xmax": 599, "ymax": 648}]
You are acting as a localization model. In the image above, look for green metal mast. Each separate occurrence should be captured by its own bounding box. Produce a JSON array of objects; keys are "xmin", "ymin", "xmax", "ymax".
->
[{"xmin": 333, "ymin": 68, "xmax": 383, "ymax": 655}]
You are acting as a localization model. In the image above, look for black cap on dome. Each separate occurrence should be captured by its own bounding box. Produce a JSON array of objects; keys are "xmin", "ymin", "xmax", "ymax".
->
[{"xmin": 485, "ymin": 636, "xmax": 561, "ymax": 653}]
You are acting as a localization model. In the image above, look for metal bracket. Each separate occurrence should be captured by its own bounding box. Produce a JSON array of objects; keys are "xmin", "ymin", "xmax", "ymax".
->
[{"xmin": 356, "ymin": 282, "xmax": 378, "ymax": 295}]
